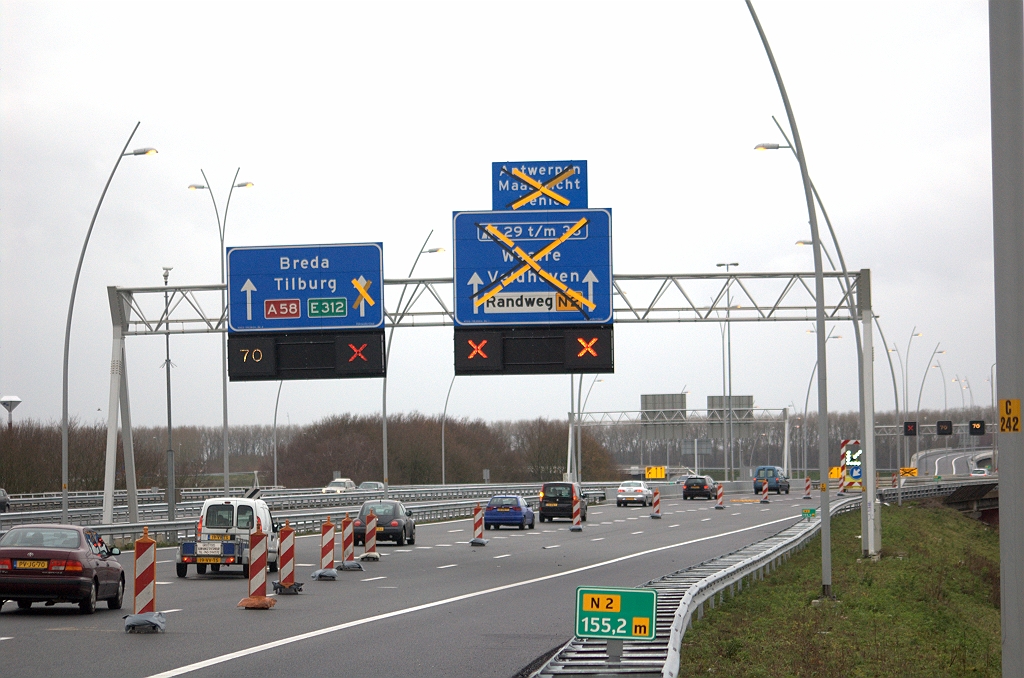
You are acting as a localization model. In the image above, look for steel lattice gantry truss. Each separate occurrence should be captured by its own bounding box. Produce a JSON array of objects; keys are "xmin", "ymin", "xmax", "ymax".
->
[
  {"xmin": 99, "ymin": 271, "xmax": 860, "ymax": 521},
  {"xmin": 111, "ymin": 271, "xmax": 862, "ymax": 336}
]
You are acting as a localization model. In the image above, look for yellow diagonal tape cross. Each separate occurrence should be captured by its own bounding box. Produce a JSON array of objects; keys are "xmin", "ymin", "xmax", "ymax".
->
[
  {"xmin": 473, "ymin": 218, "xmax": 595, "ymax": 312},
  {"xmin": 351, "ymin": 279, "xmax": 375, "ymax": 307},
  {"xmin": 509, "ymin": 166, "xmax": 575, "ymax": 210}
]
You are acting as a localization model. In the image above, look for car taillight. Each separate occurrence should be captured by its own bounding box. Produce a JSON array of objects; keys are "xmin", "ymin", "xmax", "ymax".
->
[
  {"xmin": 48, "ymin": 559, "xmax": 83, "ymax": 572},
  {"xmin": 390, "ymin": 520, "xmax": 399, "ymax": 527},
  {"xmin": 354, "ymin": 520, "xmax": 362, "ymax": 527},
  {"xmin": 703, "ymin": 485, "xmax": 708, "ymax": 489},
  {"xmin": 512, "ymin": 506, "xmax": 521, "ymax": 511},
  {"xmin": 617, "ymin": 489, "xmax": 624, "ymax": 493},
  {"xmin": 539, "ymin": 491, "xmax": 544, "ymax": 499},
  {"xmin": 0, "ymin": 558, "xmax": 10, "ymax": 571},
  {"xmin": 227, "ymin": 557, "xmax": 235, "ymax": 564}
]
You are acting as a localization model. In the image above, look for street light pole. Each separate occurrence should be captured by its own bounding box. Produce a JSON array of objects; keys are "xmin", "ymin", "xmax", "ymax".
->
[
  {"xmin": 62, "ymin": 122, "xmax": 155, "ymax": 523},
  {"xmin": 162, "ymin": 267, "xmax": 175, "ymax": 519},
  {"xmin": 746, "ymin": 0, "xmax": 834, "ymax": 598},
  {"xmin": 915, "ymin": 344, "xmax": 944, "ymax": 461},
  {"xmin": 717, "ymin": 263, "xmax": 738, "ymax": 481},
  {"xmin": 189, "ymin": 170, "xmax": 252, "ymax": 496},
  {"xmin": 273, "ymin": 381, "xmax": 283, "ymax": 487},
  {"xmin": 441, "ymin": 373, "xmax": 456, "ymax": 485}
]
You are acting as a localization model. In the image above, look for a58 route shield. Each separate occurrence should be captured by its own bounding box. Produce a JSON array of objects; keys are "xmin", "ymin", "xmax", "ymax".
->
[{"xmin": 452, "ymin": 209, "xmax": 612, "ymax": 326}]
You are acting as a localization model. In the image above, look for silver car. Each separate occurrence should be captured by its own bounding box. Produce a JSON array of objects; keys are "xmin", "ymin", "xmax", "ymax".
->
[
  {"xmin": 616, "ymin": 480, "xmax": 653, "ymax": 506},
  {"xmin": 321, "ymin": 478, "xmax": 356, "ymax": 494}
]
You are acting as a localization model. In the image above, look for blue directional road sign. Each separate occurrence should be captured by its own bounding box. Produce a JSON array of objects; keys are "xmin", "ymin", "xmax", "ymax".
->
[
  {"xmin": 227, "ymin": 243, "xmax": 384, "ymax": 333},
  {"xmin": 453, "ymin": 209, "xmax": 612, "ymax": 326},
  {"xmin": 492, "ymin": 160, "xmax": 587, "ymax": 211}
]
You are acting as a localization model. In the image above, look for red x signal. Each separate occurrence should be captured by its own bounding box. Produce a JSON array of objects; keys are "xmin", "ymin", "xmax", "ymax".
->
[
  {"xmin": 468, "ymin": 339, "xmax": 488, "ymax": 359},
  {"xmin": 348, "ymin": 343, "xmax": 368, "ymax": 362},
  {"xmin": 577, "ymin": 337, "xmax": 598, "ymax": 357}
]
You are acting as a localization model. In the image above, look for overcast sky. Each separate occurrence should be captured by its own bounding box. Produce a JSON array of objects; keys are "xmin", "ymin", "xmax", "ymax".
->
[{"xmin": 0, "ymin": 1, "xmax": 995, "ymax": 430}]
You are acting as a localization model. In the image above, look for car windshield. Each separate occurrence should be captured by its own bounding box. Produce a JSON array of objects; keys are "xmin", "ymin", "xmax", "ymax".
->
[
  {"xmin": 0, "ymin": 527, "xmax": 81, "ymax": 549},
  {"xmin": 686, "ymin": 478, "xmax": 704, "ymax": 485},
  {"xmin": 237, "ymin": 505, "xmax": 255, "ymax": 529},
  {"xmin": 756, "ymin": 468, "xmax": 775, "ymax": 478},
  {"xmin": 620, "ymin": 482, "xmax": 641, "ymax": 488},
  {"xmin": 205, "ymin": 504, "xmax": 234, "ymax": 528},
  {"xmin": 361, "ymin": 503, "xmax": 396, "ymax": 519},
  {"xmin": 328, "ymin": 480, "xmax": 346, "ymax": 487},
  {"xmin": 488, "ymin": 497, "xmax": 518, "ymax": 507},
  {"xmin": 359, "ymin": 482, "xmax": 379, "ymax": 489},
  {"xmin": 544, "ymin": 484, "xmax": 572, "ymax": 498}
]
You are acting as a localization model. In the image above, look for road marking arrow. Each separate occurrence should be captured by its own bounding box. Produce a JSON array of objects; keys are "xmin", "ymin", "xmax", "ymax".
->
[
  {"xmin": 582, "ymin": 270, "xmax": 599, "ymax": 304},
  {"xmin": 467, "ymin": 272, "xmax": 484, "ymax": 314},
  {"xmin": 241, "ymin": 279, "xmax": 257, "ymax": 320}
]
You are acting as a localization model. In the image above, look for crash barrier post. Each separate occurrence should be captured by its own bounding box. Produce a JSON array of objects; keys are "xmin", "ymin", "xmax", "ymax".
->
[
  {"xmin": 715, "ymin": 484, "xmax": 725, "ymax": 509},
  {"xmin": 321, "ymin": 516, "xmax": 335, "ymax": 570},
  {"xmin": 134, "ymin": 526, "xmax": 156, "ymax": 614},
  {"xmin": 338, "ymin": 513, "xmax": 363, "ymax": 570},
  {"xmin": 760, "ymin": 480, "xmax": 770, "ymax": 504},
  {"xmin": 803, "ymin": 476, "xmax": 813, "ymax": 500},
  {"xmin": 650, "ymin": 488, "xmax": 662, "ymax": 518},
  {"xmin": 272, "ymin": 520, "xmax": 302, "ymax": 594},
  {"xmin": 238, "ymin": 525, "xmax": 275, "ymax": 609},
  {"xmin": 470, "ymin": 503, "xmax": 489, "ymax": 546},
  {"xmin": 570, "ymin": 492, "xmax": 583, "ymax": 532}
]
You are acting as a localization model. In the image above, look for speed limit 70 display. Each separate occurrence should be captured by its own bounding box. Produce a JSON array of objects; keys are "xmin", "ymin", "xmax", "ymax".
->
[{"xmin": 227, "ymin": 336, "xmax": 277, "ymax": 379}]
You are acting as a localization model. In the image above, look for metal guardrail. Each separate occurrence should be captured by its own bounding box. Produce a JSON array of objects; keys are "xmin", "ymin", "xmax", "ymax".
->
[{"xmin": 532, "ymin": 495, "xmax": 861, "ymax": 677}]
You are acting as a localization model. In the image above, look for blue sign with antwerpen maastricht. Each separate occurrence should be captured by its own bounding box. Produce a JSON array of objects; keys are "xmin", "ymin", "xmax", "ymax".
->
[
  {"xmin": 226, "ymin": 243, "xmax": 383, "ymax": 333},
  {"xmin": 492, "ymin": 160, "xmax": 587, "ymax": 211},
  {"xmin": 452, "ymin": 209, "xmax": 612, "ymax": 326}
]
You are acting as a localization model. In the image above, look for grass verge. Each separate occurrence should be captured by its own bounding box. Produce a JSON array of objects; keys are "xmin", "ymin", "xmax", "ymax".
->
[{"xmin": 680, "ymin": 498, "xmax": 1001, "ymax": 677}]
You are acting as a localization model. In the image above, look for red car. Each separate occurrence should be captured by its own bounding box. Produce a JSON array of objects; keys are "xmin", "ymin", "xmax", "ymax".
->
[{"xmin": 0, "ymin": 524, "xmax": 124, "ymax": 614}]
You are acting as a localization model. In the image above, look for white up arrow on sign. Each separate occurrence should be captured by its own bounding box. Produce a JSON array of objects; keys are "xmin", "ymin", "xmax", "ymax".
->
[
  {"xmin": 467, "ymin": 272, "xmax": 484, "ymax": 314},
  {"xmin": 582, "ymin": 270, "xmax": 599, "ymax": 304},
  {"xmin": 241, "ymin": 279, "xmax": 257, "ymax": 320}
]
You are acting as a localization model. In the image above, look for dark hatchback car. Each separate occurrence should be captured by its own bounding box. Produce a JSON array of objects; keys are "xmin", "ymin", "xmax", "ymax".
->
[
  {"xmin": 353, "ymin": 500, "xmax": 416, "ymax": 546},
  {"xmin": 683, "ymin": 475, "xmax": 717, "ymax": 500},
  {"xmin": 753, "ymin": 465, "xmax": 790, "ymax": 495},
  {"xmin": 0, "ymin": 525, "xmax": 124, "ymax": 614},
  {"xmin": 538, "ymin": 482, "xmax": 587, "ymax": 523},
  {"xmin": 484, "ymin": 495, "xmax": 535, "ymax": 530}
]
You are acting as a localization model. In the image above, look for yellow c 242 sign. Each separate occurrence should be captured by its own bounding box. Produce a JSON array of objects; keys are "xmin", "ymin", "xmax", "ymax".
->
[{"xmin": 1000, "ymin": 399, "xmax": 1020, "ymax": 433}]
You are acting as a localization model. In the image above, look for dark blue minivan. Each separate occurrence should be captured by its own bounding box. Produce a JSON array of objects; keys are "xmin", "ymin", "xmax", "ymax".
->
[{"xmin": 753, "ymin": 466, "xmax": 790, "ymax": 495}]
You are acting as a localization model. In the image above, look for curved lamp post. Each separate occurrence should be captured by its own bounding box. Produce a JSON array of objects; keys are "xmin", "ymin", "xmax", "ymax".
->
[
  {"xmin": 746, "ymin": 0, "xmax": 835, "ymax": 597},
  {"xmin": 272, "ymin": 380, "xmax": 283, "ymax": 487},
  {"xmin": 915, "ymin": 344, "xmax": 945, "ymax": 459},
  {"xmin": 716, "ymin": 262, "xmax": 739, "ymax": 481},
  {"xmin": 802, "ymin": 329, "xmax": 840, "ymax": 479},
  {"xmin": 61, "ymin": 122, "xmax": 155, "ymax": 522},
  {"xmin": 440, "ymin": 373, "xmax": 456, "ymax": 485},
  {"xmin": 189, "ymin": 170, "xmax": 253, "ymax": 495}
]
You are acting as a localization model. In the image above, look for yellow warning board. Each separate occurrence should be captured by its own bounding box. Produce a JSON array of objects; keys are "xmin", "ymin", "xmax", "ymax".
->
[
  {"xmin": 900, "ymin": 467, "xmax": 918, "ymax": 477},
  {"xmin": 645, "ymin": 465, "xmax": 666, "ymax": 480},
  {"xmin": 1000, "ymin": 399, "xmax": 1020, "ymax": 433},
  {"xmin": 828, "ymin": 466, "xmax": 842, "ymax": 479}
]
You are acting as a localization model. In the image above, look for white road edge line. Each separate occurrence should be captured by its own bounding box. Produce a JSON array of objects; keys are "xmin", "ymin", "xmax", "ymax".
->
[
  {"xmin": 361, "ymin": 576, "xmax": 387, "ymax": 582},
  {"xmin": 144, "ymin": 514, "xmax": 801, "ymax": 678},
  {"xmin": 437, "ymin": 564, "xmax": 458, "ymax": 569},
  {"xmin": 493, "ymin": 554, "xmax": 511, "ymax": 559}
]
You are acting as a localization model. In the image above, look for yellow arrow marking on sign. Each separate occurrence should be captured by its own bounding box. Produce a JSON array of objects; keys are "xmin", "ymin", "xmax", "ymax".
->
[
  {"xmin": 351, "ymin": 278, "xmax": 375, "ymax": 307},
  {"xmin": 508, "ymin": 166, "xmax": 575, "ymax": 210},
  {"xmin": 474, "ymin": 217, "xmax": 593, "ymax": 309}
]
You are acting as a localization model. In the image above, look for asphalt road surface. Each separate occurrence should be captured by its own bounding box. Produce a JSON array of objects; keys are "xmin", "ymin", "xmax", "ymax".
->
[{"xmin": 0, "ymin": 492, "xmax": 816, "ymax": 678}]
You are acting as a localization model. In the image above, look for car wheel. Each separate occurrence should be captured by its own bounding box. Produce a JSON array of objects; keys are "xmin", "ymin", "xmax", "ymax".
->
[
  {"xmin": 408, "ymin": 529, "xmax": 415, "ymax": 545},
  {"xmin": 17, "ymin": 600, "xmax": 32, "ymax": 610},
  {"xmin": 196, "ymin": 563, "xmax": 207, "ymax": 575},
  {"xmin": 79, "ymin": 580, "xmax": 97, "ymax": 615},
  {"xmin": 519, "ymin": 518, "xmax": 526, "ymax": 530},
  {"xmin": 107, "ymin": 576, "xmax": 124, "ymax": 610},
  {"xmin": 581, "ymin": 511, "xmax": 587, "ymax": 522},
  {"xmin": 785, "ymin": 488, "xmax": 790, "ymax": 495},
  {"xmin": 396, "ymin": 530, "xmax": 406, "ymax": 546},
  {"xmin": 529, "ymin": 518, "xmax": 535, "ymax": 529},
  {"xmin": 176, "ymin": 563, "xmax": 188, "ymax": 578},
  {"xmin": 211, "ymin": 564, "xmax": 221, "ymax": 573},
  {"xmin": 241, "ymin": 564, "xmax": 249, "ymax": 579},
  {"xmin": 269, "ymin": 558, "xmax": 278, "ymax": 573}
]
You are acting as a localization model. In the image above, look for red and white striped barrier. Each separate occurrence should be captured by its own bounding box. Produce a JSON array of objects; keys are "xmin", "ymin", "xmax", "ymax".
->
[
  {"xmin": 892, "ymin": 473, "xmax": 898, "ymax": 489},
  {"xmin": 650, "ymin": 488, "xmax": 662, "ymax": 519},
  {"xmin": 760, "ymin": 479, "xmax": 770, "ymax": 504},
  {"xmin": 338, "ymin": 513, "xmax": 363, "ymax": 570},
  {"xmin": 470, "ymin": 503, "xmax": 488, "ymax": 546},
  {"xmin": 272, "ymin": 520, "xmax": 302, "ymax": 594},
  {"xmin": 133, "ymin": 526, "xmax": 156, "ymax": 614},
  {"xmin": 715, "ymin": 484, "xmax": 725, "ymax": 509},
  {"xmin": 238, "ymin": 525, "xmax": 274, "ymax": 609},
  {"xmin": 803, "ymin": 476, "xmax": 813, "ymax": 500},
  {"xmin": 836, "ymin": 457, "xmax": 848, "ymax": 495},
  {"xmin": 570, "ymin": 492, "xmax": 583, "ymax": 532},
  {"xmin": 364, "ymin": 511, "xmax": 377, "ymax": 555},
  {"xmin": 320, "ymin": 516, "xmax": 336, "ymax": 570}
]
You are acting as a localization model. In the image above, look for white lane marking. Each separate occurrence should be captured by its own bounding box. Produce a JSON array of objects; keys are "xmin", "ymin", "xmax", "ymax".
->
[
  {"xmin": 698, "ymin": 508, "xmax": 708, "ymax": 511},
  {"xmin": 393, "ymin": 550, "xmax": 412, "ymax": 553},
  {"xmin": 494, "ymin": 554, "xmax": 511, "ymax": 559},
  {"xmin": 494, "ymin": 536, "xmax": 508, "ymax": 539},
  {"xmin": 448, "ymin": 529, "xmax": 464, "ymax": 533},
  {"xmin": 591, "ymin": 538, "xmax": 605, "ymax": 542},
  {"xmin": 630, "ymin": 507, "xmax": 642, "ymax": 511},
  {"xmin": 601, "ymin": 521, "xmax": 612, "ymax": 525},
  {"xmin": 0, "ymin": 637, "xmax": 13, "ymax": 641},
  {"xmin": 296, "ymin": 563, "xmax": 316, "ymax": 567},
  {"xmin": 591, "ymin": 511, "xmax": 603, "ymax": 515},
  {"xmin": 434, "ymin": 544, "xmax": 452, "ymax": 547},
  {"xmin": 156, "ymin": 560, "xmax": 174, "ymax": 564},
  {"xmin": 701, "ymin": 518, "xmax": 711, "ymax": 522},
  {"xmin": 613, "ymin": 520, "xmax": 625, "ymax": 523},
  {"xmin": 266, "ymin": 593, "xmax": 277, "ymax": 598},
  {"xmin": 144, "ymin": 513, "xmax": 803, "ymax": 678},
  {"xmin": 543, "ymin": 545, "xmax": 561, "ymax": 550},
  {"xmin": 761, "ymin": 509, "xmax": 771, "ymax": 512},
  {"xmin": 627, "ymin": 517, "xmax": 638, "ymax": 521},
  {"xmin": 732, "ymin": 513, "xmax": 742, "ymax": 516},
  {"xmin": 631, "ymin": 531, "xmax": 644, "ymax": 535},
  {"xmin": 557, "ymin": 529, "xmax": 567, "ymax": 532},
  {"xmin": 155, "ymin": 581, "xmax": 173, "ymax": 585},
  {"xmin": 159, "ymin": 609, "xmax": 183, "ymax": 614},
  {"xmin": 378, "ymin": 586, "xmax": 397, "ymax": 589},
  {"xmin": 667, "ymin": 503, "xmax": 679, "ymax": 507},
  {"xmin": 361, "ymin": 576, "xmax": 387, "ymax": 582},
  {"xmin": 542, "ymin": 530, "xmax": 556, "ymax": 533},
  {"xmin": 455, "ymin": 541, "xmax": 470, "ymax": 545},
  {"xmin": 686, "ymin": 509, "xmax": 697, "ymax": 512},
  {"xmin": 437, "ymin": 564, "xmax": 458, "ymax": 569},
  {"xmin": 669, "ymin": 524, "xmax": 680, "ymax": 528},
  {"xmin": 415, "ymin": 546, "xmax": 432, "ymax": 550}
]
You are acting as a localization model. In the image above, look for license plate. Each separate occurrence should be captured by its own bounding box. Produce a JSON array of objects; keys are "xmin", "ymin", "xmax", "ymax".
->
[
  {"xmin": 546, "ymin": 502, "xmax": 557, "ymax": 507},
  {"xmin": 15, "ymin": 560, "xmax": 47, "ymax": 569},
  {"xmin": 196, "ymin": 557, "xmax": 221, "ymax": 564},
  {"xmin": 498, "ymin": 508, "xmax": 510, "ymax": 512},
  {"xmin": 208, "ymin": 534, "xmax": 230, "ymax": 540},
  {"xmin": 197, "ymin": 542, "xmax": 221, "ymax": 556},
  {"xmin": 376, "ymin": 526, "xmax": 384, "ymax": 532}
]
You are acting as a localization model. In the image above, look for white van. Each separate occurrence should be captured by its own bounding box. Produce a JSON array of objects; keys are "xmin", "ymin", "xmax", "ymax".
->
[{"xmin": 176, "ymin": 495, "xmax": 279, "ymax": 577}]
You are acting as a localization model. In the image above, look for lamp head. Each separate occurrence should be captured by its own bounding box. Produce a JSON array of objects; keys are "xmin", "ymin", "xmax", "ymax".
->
[
  {"xmin": 754, "ymin": 143, "xmax": 780, "ymax": 151},
  {"xmin": 795, "ymin": 240, "xmax": 813, "ymax": 246},
  {"xmin": 129, "ymin": 148, "xmax": 158, "ymax": 156},
  {"xmin": 188, "ymin": 184, "xmax": 207, "ymax": 191},
  {"xmin": 424, "ymin": 247, "xmax": 446, "ymax": 254},
  {"xmin": 234, "ymin": 181, "xmax": 254, "ymax": 188}
]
